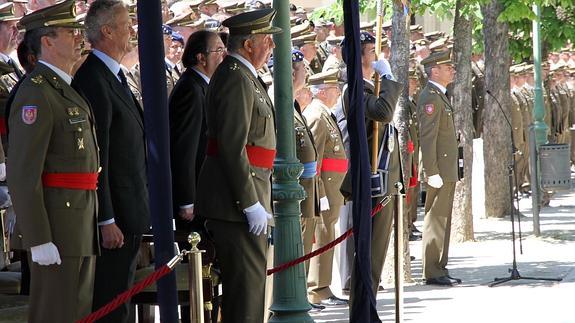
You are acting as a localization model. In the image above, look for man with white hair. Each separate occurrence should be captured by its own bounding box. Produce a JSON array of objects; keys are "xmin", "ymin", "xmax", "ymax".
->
[{"xmin": 303, "ymin": 69, "xmax": 348, "ymax": 306}]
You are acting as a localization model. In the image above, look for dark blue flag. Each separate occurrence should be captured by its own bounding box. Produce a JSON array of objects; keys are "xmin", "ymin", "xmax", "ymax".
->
[
  {"xmin": 138, "ymin": 1, "xmax": 179, "ymax": 321},
  {"xmin": 342, "ymin": 1, "xmax": 380, "ymax": 322}
]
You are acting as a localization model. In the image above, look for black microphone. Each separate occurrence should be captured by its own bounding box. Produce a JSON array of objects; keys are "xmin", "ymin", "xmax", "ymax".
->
[{"xmin": 485, "ymin": 90, "xmax": 521, "ymax": 155}]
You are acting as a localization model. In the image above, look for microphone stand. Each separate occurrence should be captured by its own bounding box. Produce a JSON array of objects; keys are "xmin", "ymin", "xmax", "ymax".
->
[{"xmin": 486, "ymin": 90, "xmax": 562, "ymax": 287}]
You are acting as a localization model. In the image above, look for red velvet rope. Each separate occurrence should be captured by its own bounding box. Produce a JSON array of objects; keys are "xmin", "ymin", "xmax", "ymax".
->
[
  {"xmin": 76, "ymin": 264, "xmax": 172, "ymax": 323},
  {"xmin": 267, "ymin": 200, "xmax": 386, "ymax": 275},
  {"xmin": 76, "ymin": 199, "xmax": 389, "ymax": 321}
]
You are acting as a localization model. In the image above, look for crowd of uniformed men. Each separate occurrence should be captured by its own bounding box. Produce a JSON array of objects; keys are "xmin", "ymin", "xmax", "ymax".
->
[{"xmin": 0, "ymin": 0, "xmax": 575, "ymax": 322}]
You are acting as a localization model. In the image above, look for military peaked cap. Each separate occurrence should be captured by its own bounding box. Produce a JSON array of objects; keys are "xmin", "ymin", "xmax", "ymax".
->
[
  {"xmin": 19, "ymin": 0, "xmax": 83, "ymax": 31},
  {"xmin": 0, "ymin": 2, "xmax": 18, "ymax": 22},
  {"xmin": 222, "ymin": 8, "xmax": 281, "ymax": 35},
  {"xmin": 421, "ymin": 50, "xmax": 452, "ymax": 67},
  {"xmin": 308, "ymin": 69, "xmax": 341, "ymax": 86}
]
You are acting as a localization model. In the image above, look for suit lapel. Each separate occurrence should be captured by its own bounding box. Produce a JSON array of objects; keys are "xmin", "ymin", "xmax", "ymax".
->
[{"xmin": 88, "ymin": 54, "xmax": 144, "ymax": 129}]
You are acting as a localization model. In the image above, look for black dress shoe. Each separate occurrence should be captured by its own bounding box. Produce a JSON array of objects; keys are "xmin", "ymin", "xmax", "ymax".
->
[
  {"xmin": 377, "ymin": 285, "xmax": 384, "ymax": 292},
  {"xmin": 409, "ymin": 233, "xmax": 422, "ymax": 241},
  {"xmin": 425, "ymin": 276, "xmax": 453, "ymax": 286},
  {"xmin": 411, "ymin": 227, "xmax": 422, "ymax": 235},
  {"xmin": 310, "ymin": 302, "xmax": 325, "ymax": 310},
  {"xmin": 341, "ymin": 288, "xmax": 350, "ymax": 296},
  {"xmin": 447, "ymin": 275, "xmax": 462, "ymax": 284},
  {"xmin": 320, "ymin": 296, "xmax": 348, "ymax": 306},
  {"xmin": 410, "ymin": 255, "xmax": 415, "ymax": 261}
]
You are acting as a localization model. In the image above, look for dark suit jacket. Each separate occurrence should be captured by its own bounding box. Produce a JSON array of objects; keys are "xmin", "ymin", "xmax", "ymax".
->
[
  {"xmin": 168, "ymin": 68, "xmax": 207, "ymax": 230},
  {"xmin": 73, "ymin": 53, "xmax": 150, "ymax": 235}
]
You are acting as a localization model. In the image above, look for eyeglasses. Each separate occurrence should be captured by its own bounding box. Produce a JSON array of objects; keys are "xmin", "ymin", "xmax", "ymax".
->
[{"xmin": 207, "ymin": 47, "xmax": 227, "ymax": 54}]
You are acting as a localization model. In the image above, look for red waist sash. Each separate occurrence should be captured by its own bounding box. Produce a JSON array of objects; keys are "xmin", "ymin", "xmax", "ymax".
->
[
  {"xmin": 207, "ymin": 139, "xmax": 276, "ymax": 169},
  {"xmin": 320, "ymin": 158, "xmax": 348, "ymax": 173},
  {"xmin": 42, "ymin": 172, "xmax": 98, "ymax": 190}
]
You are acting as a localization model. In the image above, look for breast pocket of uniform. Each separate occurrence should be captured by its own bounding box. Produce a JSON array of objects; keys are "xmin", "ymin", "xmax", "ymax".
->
[
  {"xmin": 63, "ymin": 115, "xmax": 88, "ymax": 157},
  {"xmin": 255, "ymin": 102, "xmax": 272, "ymax": 137}
]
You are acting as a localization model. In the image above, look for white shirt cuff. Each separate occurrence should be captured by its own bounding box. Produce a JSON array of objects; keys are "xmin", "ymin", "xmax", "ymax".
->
[{"xmin": 98, "ymin": 218, "xmax": 115, "ymax": 226}]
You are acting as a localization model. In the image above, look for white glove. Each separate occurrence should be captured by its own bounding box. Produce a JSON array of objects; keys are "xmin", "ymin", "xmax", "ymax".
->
[
  {"xmin": 320, "ymin": 196, "xmax": 330, "ymax": 211},
  {"xmin": 427, "ymin": 174, "xmax": 444, "ymax": 189},
  {"xmin": 243, "ymin": 202, "xmax": 272, "ymax": 236},
  {"xmin": 372, "ymin": 58, "xmax": 394, "ymax": 80},
  {"xmin": 0, "ymin": 163, "xmax": 6, "ymax": 181},
  {"xmin": 30, "ymin": 242, "xmax": 62, "ymax": 266}
]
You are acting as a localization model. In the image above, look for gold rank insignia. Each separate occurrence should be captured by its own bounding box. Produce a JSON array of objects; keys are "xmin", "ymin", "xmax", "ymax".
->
[
  {"xmin": 67, "ymin": 107, "xmax": 80, "ymax": 116},
  {"xmin": 30, "ymin": 75, "xmax": 44, "ymax": 84},
  {"xmin": 230, "ymin": 62, "xmax": 239, "ymax": 71},
  {"xmin": 77, "ymin": 137, "xmax": 85, "ymax": 150}
]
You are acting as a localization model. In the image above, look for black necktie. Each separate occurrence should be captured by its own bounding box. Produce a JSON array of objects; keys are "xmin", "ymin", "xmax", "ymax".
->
[
  {"xmin": 117, "ymin": 69, "xmax": 132, "ymax": 98},
  {"xmin": 8, "ymin": 58, "xmax": 23, "ymax": 79}
]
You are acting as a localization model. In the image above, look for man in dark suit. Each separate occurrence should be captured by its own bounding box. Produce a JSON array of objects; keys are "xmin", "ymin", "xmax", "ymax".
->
[
  {"xmin": 8, "ymin": 1, "xmax": 99, "ymax": 321},
  {"xmin": 169, "ymin": 29, "xmax": 225, "ymax": 233},
  {"xmin": 72, "ymin": 1, "xmax": 150, "ymax": 321}
]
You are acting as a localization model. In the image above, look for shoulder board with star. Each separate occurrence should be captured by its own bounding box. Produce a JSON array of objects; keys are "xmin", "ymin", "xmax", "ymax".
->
[{"xmin": 30, "ymin": 75, "xmax": 44, "ymax": 84}]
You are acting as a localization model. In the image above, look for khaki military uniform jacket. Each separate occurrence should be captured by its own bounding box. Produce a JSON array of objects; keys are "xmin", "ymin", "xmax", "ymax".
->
[
  {"xmin": 418, "ymin": 82, "xmax": 458, "ymax": 182},
  {"xmin": 303, "ymin": 99, "xmax": 346, "ymax": 210},
  {"xmin": 197, "ymin": 55, "xmax": 276, "ymax": 222},
  {"xmin": 295, "ymin": 105, "xmax": 321, "ymax": 218},
  {"xmin": 407, "ymin": 98, "xmax": 420, "ymax": 184},
  {"xmin": 7, "ymin": 63, "xmax": 99, "ymax": 256},
  {"xmin": 511, "ymin": 90, "xmax": 525, "ymax": 146},
  {"xmin": 0, "ymin": 60, "xmax": 18, "ymax": 156}
]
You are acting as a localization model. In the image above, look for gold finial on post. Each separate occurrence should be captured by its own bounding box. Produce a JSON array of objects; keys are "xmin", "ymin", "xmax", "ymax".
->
[{"xmin": 188, "ymin": 232, "xmax": 201, "ymax": 253}]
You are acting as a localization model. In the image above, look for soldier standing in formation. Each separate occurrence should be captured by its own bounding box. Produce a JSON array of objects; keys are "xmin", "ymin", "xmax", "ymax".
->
[
  {"xmin": 418, "ymin": 50, "xmax": 461, "ymax": 286},
  {"xmin": 303, "ymin": 69, "xmax": 348, "ymax": 306},
  {"xmin": 8, "ymin": 1, "xmax": 99, "ymax": 321},
  {"xmin": 196, "ymin": 8, "xmax": 279, "ymax": 322}
]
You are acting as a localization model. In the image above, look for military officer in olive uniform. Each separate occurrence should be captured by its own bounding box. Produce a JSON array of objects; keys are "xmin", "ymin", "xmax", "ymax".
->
[
  {"xmin": 418, "ymin": 50, "xmax": 461, "ymax": 286},
  {"xmin": 407, "ymin": 67, "xmax": 422, "ymax": 238},
  {"xmin": 291, "ymin": 49, "xmax": 324, "ymax": 277},
  {"xmin": 195, "ymin": 9, "xmax": 280, "ymax": 323},
  {"xmin": 7, "ymin": 2, "xmax": 100, "ymax": 321},
  {"xmin": 0, "ymin": 2, "xmax": 21, "ymax": 153},
  {"xmin": 303, "ymin": 69, "xmax": 348, "ymax": 306}
]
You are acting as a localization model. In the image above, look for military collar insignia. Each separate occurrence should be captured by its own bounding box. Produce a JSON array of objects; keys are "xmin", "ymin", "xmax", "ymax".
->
[
  {"xmin": 230, "ymin": 62, "xmax": 240, "ymax": 71},
  {"xmin": 30, "ymin": 75, "xmax": 44, "ymax": 84}
]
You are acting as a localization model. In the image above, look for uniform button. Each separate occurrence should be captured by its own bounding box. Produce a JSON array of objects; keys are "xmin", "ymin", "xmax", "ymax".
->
[
  {"xmin": 98, "ymin": 166, "xmax": 102, "ymax": 173},
  {"xmin": 18, "ymin": 234, "xmax": 22, "ymax": 238},
  {"xmin": 77, "ymin": 127, "xmax": 82, "ymax": 132},
  {"xmin": 236, "ymin": 201, "xmax": 240, "ymax": 205},
  {"xmin": 443, "ymin": 154, "xmax": 448, "ymax": 157},
  {"xmin": 328, "ymin": 177, "xmax": 332, "ymax": 181},
  {"xmin": 66, "ymin": 202, "xmax": 71, "ymax": 207},
  {"xmin": 251, "ymin": 172, "xmax": 256, "ymax": 177}
]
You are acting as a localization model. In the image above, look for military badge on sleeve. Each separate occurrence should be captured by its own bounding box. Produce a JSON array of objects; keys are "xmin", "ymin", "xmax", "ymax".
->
[
  {"xmin": 22, "ymin": 106, "xmax": 37, "ymax": 125},
  {"xmin": 424, "ymin": 104, "xmax": 435, "ymax": 116}
]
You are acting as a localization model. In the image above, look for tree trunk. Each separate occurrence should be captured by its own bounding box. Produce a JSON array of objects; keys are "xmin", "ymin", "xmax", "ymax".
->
[
  {"xmin": 451, "ymin": 0, "xmax": 474, "ymax": 242},
  {"xmin": 383, "ymin": 0, "xmax": 412, "ymax": 283},
  {"xmin": 481, "ymin": 0, "xmax": 512, "ymax": 218}
]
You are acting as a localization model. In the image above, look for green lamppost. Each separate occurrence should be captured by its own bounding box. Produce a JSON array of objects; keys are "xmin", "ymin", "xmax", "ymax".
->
[
  {"xmin": 530, "ymin": 3, "xmax": 549, "ymax": 235},
  {"xmin": 531, "ymin": 4, "xmax": 548, "ymax": 147},
  {"xmin": 268, "ymin": 1, "xmax": 313, "ymax": 322}
]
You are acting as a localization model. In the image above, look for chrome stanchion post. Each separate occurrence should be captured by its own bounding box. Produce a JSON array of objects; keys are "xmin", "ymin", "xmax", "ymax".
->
[
  {"xmin": 188, "ymin": 232, "xmax": 205, "ymax": 323},
  {"xmin": 394, "ymin": 182, "xmax": 404, "ymax": 323}
]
